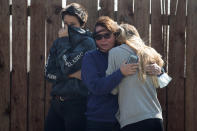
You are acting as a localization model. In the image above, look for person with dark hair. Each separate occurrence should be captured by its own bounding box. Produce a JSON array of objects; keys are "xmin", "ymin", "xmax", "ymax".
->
[
  {"xmin": 60, "ymin": 3, "xmax": 88, "ymax": 27},
  {"xmin": 81, "ymin": 16, "xmax": 162, "ymax": 131},
  {"xmin": 44, "ymin": 3, "xmax": 96, "ymax": 131},
  {"xmin": 81, "ymin": 16, "xmax": 138, "ymax": 131}
]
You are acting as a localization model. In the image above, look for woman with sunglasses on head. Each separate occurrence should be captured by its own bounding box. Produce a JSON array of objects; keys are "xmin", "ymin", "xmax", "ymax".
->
[
  {"xmin": 81, "ymin": 16, "xmax": 138, "ymax": 131},
  {"xmin": 81, "ymin": 16, "xmax": 162, "ymax": 131},
  {"xmin": 106, "ymin": 24, "xmax": 165, "ymax": 131}
]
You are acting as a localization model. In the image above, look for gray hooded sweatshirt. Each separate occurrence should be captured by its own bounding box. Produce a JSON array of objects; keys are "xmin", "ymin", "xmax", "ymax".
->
[{"xmin": 106, "ymin": 44, "xmax": 162, "ymax": 128}]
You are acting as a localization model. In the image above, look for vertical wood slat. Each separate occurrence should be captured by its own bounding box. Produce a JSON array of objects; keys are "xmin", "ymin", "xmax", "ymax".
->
[
  {"xmin": 11, "ymin": 0, "xmax": 27, "ymax": 131},
  {"xmin": 168, "ymin": 0, "xmax": 186, "ymax": 131},
  {"xmin": 163, "ymin": 0, "xmax": 169, "ymax": 68},
  {"xmin": 117, "ymin": 0, "xmax": 134, "ymax": 25},
  {"xmin": 151, "ymin": 1, "xmax": 167, "ymax": 131},
  {"xmin": 133, "ymin": 0, "xmax": 150, "ymax": 43},
  {"xmin": 164, "ymin": 0, "xmax": 169, "ymax": 15},
  {"xmin": 0, "ymin": 0, "xmax": 10, "ymax": 131},
  {"xmin": 45, "ymin": 0, "xmax": 62, "ymax": 116},
  {"xmin": 163, "ymin": 0, "xmax": 169, "ymax": 130},
  {"xmin": 185, "ymin": 0, "xmax": 197, "ymax": 131},
  {"xmin": 99, "ymin": 0, "xmax": 114, "ymax": 19},
  {"xmin": 170, "ymin": 0, "xmax": 177, "ymax": 15},
  {"xmin": 67, "ymin": 0, "xmax": 98, "ymax": 31},
  {"xmin": 28, "ymin": 0, "xmax": 46, "ymax": 131},
  {"xmin": 151, "ymin": 0, "xmax": 164, "ymax": 54}
]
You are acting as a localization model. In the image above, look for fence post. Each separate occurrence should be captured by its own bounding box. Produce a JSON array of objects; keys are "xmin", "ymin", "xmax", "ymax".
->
[
  {"xmin": 28, "ymin": 0, "xmax": 46, "ymax": 131},
  {"xmin": 168, "ymin": 0, "xmax": 186, "ymax": 131},
  {"xmin": 0, "ymin": 0, "xmax": 10, "ymax": 131},
  {"xmin": 11, "ymin": 0, "xmax": 28, "ymax": 131},
  {"xmin": 185, "ymin": 0, "xmax": 197, "ymax": 131}
]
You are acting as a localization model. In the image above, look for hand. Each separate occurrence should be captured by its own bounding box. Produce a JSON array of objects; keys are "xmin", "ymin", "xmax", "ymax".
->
[
  {"xmin": 58, "ymin": 25, "xmax": 68, "ymax": 38},
  {"xmin": 68, "ymin": 70, "xmax": 81, "ymax": 80},
  {"xmin": 120, "ymin": 62, "xmax": 139, "ymax": 76},
  {"xmin": 145, "ymin": 63, "xmax": 161, "ymax": 75}
]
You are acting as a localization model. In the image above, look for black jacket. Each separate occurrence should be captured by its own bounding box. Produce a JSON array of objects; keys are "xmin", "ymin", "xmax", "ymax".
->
[{"xmin": 45, "ymin": 26, "xmax": 96, "ymax": 97}]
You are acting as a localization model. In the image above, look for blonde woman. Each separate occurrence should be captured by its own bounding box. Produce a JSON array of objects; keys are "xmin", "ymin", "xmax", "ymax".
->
[{"xmin": 106, "ymin": 24, "xmax": 164, "ymax": 131}]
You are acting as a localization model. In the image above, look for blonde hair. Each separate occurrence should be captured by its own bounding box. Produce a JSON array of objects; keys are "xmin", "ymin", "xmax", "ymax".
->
[{"xmin": 117, "ymin": 24, "xmax": 164, "ymax": 88}]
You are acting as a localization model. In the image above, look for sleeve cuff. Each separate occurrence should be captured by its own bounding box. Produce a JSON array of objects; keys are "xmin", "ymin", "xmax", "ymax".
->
[
  {"xmin": 116, "ymin": 69, "xmax": 124, "ymax": 79},
  {"xmin": 158, "ymin": 67, "xmax": 165, "ymax": 77}
]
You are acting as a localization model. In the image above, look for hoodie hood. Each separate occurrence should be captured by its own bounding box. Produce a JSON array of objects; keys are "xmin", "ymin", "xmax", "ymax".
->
[{"xmin": 68, "ymin": 26, "xmax": 92, "ymax": 47}]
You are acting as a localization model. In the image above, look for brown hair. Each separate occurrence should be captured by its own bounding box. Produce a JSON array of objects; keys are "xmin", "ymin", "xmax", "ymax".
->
[
  {"xmin": 61, "ymin": 3, "xmax": 88, "ymax": 26},
  {"xmin": 93, "ymin": 16, "xmax": 121, "ymax": 46},
  {"xmin": 94, "ymin": 16, "xmax": 119, "ymax": 35}
]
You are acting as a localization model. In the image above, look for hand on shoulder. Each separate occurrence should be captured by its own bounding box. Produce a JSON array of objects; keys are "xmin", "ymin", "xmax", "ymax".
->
[{"xmin": 120, "ymin": 62, "xmax": 139, "ymax": 76}]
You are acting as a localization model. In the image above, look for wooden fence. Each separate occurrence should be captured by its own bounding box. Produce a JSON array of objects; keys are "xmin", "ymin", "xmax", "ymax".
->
[{"xmin": 0, "ymin": 0, "xmax": 196, "ymax": 131}]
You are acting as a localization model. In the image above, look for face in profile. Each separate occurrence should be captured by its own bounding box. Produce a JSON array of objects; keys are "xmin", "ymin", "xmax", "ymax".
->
[
  {"xmin": 94, "ymin": 26, "xmax": 116, "ymax": 52},
  {"xmin": 63, "ymin": 14, "xmax": 81, "ymax": 28}
]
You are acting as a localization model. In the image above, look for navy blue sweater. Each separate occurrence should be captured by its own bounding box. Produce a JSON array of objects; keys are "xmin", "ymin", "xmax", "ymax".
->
[{"xmin": 81, "ymin": 49, "xmax": 124, "ymax": 122}]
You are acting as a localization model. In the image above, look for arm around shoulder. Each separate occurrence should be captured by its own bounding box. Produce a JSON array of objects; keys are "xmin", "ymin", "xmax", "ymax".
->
[{"xmin": 81, "ymin": 51, "xmax": 123, "ymax": 95}]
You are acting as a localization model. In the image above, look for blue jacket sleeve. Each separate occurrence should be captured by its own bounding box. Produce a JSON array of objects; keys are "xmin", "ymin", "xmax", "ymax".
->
[
  {"xmin": 81, "ymin": 52, "xmax": 124, "ymax": 95},
  {"xmin": 45, "ymin": 37, "xmax": 70, "ymax": 83},
  {"xmin": 58, "ymin": 37, "xmax": 96, "ymax": 75}
]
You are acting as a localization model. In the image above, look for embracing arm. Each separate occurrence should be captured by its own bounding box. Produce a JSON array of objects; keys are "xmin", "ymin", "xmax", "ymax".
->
[
  {"xmin": 106, "ymin": 50, "xmax": 139, "ymax": 94},
  {"xmin": 81, "ymin": 52, "xmax": 124, "ymax": 95},
  {"xmin": 106, "ymin": 50, "xmax": 139, "ymax": 77}
]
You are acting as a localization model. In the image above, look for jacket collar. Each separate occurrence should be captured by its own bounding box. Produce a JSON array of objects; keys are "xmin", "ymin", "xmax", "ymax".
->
[{"xmin": 68, "ymin": 26, "xmax": 92, "ymax": 47}]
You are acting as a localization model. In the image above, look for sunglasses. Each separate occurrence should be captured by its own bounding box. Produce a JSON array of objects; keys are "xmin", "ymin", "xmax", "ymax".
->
[{"xmin": 94, "ymin": 33, "xmax": 112, "ymax": 41}]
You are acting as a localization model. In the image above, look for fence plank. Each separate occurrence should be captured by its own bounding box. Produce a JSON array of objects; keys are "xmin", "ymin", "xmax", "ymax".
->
[
  {"xmin": 151, "ymin": 0, "xmax": 163, "ymax": 54},
  {"xmin": 185, "ymin": 0, "xmax": 197, "ymax": 131},
  {"xmin": 163, "ymin": 1, "xmax": 170, "ymax": 131},
  {"xmin": 28, "ymin": 1, "xmax": 46, "ymax": 131},
  {"xmin": 162, "ymin": 0, "xmax": 169, "ymax": 68},
  {"xmin": 45, "ymin": 0, "xmax": 62, "ymax": 117},
  {"xmin": 67, "ymin": 0, "xmax": 98, "ymax": 31},
  {"xmin": 0, "ymin": 0, "xmax": 10, "ymax": 131},
  {"xmin": 117, "ymin": 0, "xmax": 134, "ymax": 25},
  {"xmin": 168, "ymin": 0, "xmax": 186, "ymax": 131},
  {"xmin": 133, "ymin": 0, "xmax": 150, "ymax": 43},
  {"xmin": 11, "ymin": 0, "xmax": 27, "ymax": 131},
  {"xmin": 99, "ymin": 0, "xmax": 114, "ymax": 18},
  {"xmin": 151, "ymin": 1, "xmax": 167, "ymax": 131}
]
